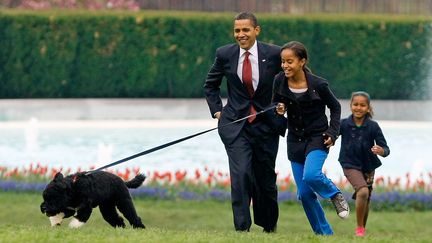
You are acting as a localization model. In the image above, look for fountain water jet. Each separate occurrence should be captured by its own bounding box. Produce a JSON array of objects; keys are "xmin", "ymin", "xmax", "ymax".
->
[{"xmin": 25, "ymin": 117, "xmax": 39, "ymax": 157}]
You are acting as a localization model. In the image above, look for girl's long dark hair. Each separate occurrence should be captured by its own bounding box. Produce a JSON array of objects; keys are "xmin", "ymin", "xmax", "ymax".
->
[{"xmin": 281, "ymin": 41, "xmax": 312, "ymax": 73}]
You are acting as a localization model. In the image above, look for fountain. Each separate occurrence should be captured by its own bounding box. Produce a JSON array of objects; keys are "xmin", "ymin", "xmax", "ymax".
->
[
  {"xmin": 97, "ymin": 142, "xmax": 113, "ymax": 167},
  {"xmin": 24, "ymin": 117, "xmax": 39, "ymax": 158}
]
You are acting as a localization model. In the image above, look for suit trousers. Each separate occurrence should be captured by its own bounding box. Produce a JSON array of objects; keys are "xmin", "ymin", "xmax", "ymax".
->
[
  {"xmin": 224, "ymin": 122, "xmax": 279, "ymax": 231},
  {"xmin": 291, "ymin": 149, "xmax": 341, "ymax": 235}
]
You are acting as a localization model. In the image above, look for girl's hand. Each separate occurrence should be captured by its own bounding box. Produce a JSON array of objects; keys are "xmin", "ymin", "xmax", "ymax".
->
[
  {"xmin": 371, "ymin": 145, "xmax": 385, "ymax": 156},
  {"xmin": 214, "ymin": 111, "xmax": 221, "ymax": 120},
  {"xmin": 276, "ymin": 103, "xmax": 286, "ymax": 115},
  {"xmin": 323, "ymin": 134, "xmax": 334, "ymax": 148}
]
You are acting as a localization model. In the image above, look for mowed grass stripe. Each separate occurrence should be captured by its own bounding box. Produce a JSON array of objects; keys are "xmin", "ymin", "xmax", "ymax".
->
[{"xmin": 1, "ymin": 192, "xmax": 431, "ymax": 242}]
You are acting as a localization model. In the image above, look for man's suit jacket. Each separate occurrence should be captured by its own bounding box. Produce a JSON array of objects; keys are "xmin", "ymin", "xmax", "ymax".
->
[{"xmin": 204, "ymin": 41, "xmax": 287, "ymax": 144}]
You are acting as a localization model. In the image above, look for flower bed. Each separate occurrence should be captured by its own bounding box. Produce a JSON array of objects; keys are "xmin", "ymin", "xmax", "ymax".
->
[{"xmin": 1, "ymin": 163, "xmax": 432, "ymax": 211}]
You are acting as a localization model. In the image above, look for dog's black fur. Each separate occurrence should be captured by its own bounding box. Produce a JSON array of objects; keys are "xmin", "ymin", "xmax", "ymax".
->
[{"xmin": 40, "ymin": 171, "xmax": 145, "ymax": 229}]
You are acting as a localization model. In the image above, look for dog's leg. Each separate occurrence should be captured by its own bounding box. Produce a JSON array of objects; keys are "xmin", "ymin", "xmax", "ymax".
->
[
  {"xmin": 116, "ymin": 198, "xmax": 145, "ymax": 229},
  {"xmin": 99, "ymin": 204, "xmax": 126, "ymax": 228},
  {"xmin": 69, "ymin": 207, "xmax": 92, "ymax": 229},
  {"xmin": 69, "ymin": 217, "xmax": 85, "ymax": 229},
  {"xmin": 63, "ymin": 208, "xmax": 76, "ymax": 218}
]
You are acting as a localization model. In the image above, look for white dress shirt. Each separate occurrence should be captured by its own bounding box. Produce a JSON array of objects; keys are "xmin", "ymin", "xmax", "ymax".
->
[{"xmin": 238, "ymin": 41, "xmax": 259, "ymax": 91}]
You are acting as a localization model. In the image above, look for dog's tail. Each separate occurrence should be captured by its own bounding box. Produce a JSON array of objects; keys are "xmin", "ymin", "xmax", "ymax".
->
[{"xmin": 125, "ymin": 174, "xmax": 146, "ymax": 188}]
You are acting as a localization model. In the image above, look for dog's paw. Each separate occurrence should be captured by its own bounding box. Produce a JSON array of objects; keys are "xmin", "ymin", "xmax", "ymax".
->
[
  {"xmin": 69, "ymin": 217, "xmax": 85, "ymax": 229},
  {"xmin": 49, "ymin": 213, "xmax": 65, "ymax": 226}
]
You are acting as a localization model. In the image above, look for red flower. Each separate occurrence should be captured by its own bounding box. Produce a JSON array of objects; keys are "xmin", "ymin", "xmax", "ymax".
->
[
  {"xmin": 175, "ymin": 170, "xmax": 187, "ymax": 182},
  {"xmin": 195, "ymin": 169, "xmax": 201, "ymax": 180}
]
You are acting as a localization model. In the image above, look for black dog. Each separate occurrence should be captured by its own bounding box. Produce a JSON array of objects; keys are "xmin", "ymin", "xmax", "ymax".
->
[{"xmin": 40, "ymin": 171, "xmax": 146, "ymax": 229}]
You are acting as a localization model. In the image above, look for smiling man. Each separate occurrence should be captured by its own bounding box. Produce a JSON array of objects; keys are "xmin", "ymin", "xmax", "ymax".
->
[{"xmin": 203, "ymin": 12, "xmax": 286, "ymax": 232}]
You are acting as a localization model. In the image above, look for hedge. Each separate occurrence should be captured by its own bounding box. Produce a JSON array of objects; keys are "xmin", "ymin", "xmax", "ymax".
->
[{"xmin": 0, "ymin": 10, "xmax": 431, "ymax": 99}]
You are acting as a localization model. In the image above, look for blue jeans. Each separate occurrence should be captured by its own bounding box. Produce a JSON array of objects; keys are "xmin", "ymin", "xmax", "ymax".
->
[{"xmin": 291, "ymin": 149, "xmax": 340, "ymax": 235}]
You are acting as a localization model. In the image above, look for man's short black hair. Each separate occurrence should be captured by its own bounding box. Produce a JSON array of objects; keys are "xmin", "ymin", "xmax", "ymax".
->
[{"xmin": 234, "ymin": 12, "xmax": 258, "ymax": 27}]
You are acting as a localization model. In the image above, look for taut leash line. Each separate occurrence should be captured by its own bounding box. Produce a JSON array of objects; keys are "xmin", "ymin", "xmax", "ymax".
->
[{"xmin": 86, "ymin": 104, "xmax": 277, "ymax": 174}]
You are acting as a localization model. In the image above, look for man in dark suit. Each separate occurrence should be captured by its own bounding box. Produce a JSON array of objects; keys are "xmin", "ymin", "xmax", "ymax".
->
[{"xmin": 204, "ymin": 12, "xmax": 286, "ymax": 232}]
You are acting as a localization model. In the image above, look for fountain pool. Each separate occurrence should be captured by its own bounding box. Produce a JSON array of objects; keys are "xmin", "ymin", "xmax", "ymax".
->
[{"xmin": 1, "ymin": 119, "xmax": 431, "ymax": 181}]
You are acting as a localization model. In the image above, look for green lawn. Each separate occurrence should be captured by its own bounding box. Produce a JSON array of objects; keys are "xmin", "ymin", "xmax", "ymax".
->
[{"xmin": 0, "ymin": 192, "xmax": 430, "ymax": 242}]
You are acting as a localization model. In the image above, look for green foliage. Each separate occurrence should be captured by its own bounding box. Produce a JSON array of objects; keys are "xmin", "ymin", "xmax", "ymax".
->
[{"xmin": 0, "ymin": 11, "xmax": 431, "ymax": 99}]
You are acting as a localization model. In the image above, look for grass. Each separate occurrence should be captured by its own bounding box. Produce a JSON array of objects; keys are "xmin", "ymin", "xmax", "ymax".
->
[{"xmin": 1, "ymin": 192, "xmax": 431, "ymax": 243}]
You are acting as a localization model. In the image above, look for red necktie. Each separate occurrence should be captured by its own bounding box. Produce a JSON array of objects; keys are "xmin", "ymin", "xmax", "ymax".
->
[{"xmin": 242, "ymin": 51, "xmax": 256, "ymax": 123}]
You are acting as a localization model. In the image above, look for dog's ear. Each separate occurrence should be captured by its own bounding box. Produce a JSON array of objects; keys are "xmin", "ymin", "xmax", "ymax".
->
[{"xmin": 53, "ymin": 172, "xmax": 64, "ymax": 181}]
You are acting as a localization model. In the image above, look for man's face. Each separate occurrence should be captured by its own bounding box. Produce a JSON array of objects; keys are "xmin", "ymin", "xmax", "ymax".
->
[{"xmin": 234, "ymin": 19, "xmax": 260, "ymax": 50}]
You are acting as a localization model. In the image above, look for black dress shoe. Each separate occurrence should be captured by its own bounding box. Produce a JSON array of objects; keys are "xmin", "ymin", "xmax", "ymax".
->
[
  {"xmin": 236, "ymin": 228, "xmax": 250, "ymax": 232},
  {"xmin": 263, "ymin": 226, "xmax": 277, "ymax": 233}
]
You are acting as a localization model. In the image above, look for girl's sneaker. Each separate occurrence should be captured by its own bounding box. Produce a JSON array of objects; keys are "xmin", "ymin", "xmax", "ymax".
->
[
  {"xmin": 355, "ymin": 227, "xmax": 366, "ymax": 237},
  {"xmin": 330, "ymin": 192, "xmax": 350, "ymax": 219}
]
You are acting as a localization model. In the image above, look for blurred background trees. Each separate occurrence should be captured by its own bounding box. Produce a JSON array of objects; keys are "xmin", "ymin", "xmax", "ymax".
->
[{"xmin": 1, "ymin": 1, "xmax": 431, "ymax": 99}]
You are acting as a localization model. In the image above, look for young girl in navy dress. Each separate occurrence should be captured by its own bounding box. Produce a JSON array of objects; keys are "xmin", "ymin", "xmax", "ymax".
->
[
  {"xmin": 273, "ymin": 41, "xmax": 349, "ymax": 235},
  {"xmin": 338, "ymin": 91, "xmax": 390, "ymax": 237}
]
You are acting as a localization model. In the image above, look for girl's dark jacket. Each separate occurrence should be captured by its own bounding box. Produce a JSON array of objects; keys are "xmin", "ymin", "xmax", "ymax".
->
[
  {"xmin": 338, "ymin": 115, "xmax": 390, "ymax": 172},
  {"xmin": 272, "ymin": 71, "xmax": 341, "ymax": 163}
]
